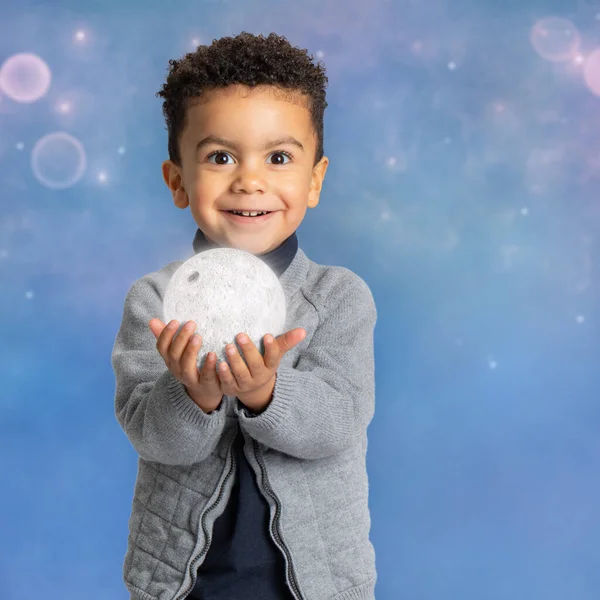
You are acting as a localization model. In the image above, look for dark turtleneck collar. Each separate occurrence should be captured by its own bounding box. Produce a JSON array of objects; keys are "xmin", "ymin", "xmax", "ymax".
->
[{"xmin": 192, "ymin": 228, "xmax": 299, "ymax": 279}]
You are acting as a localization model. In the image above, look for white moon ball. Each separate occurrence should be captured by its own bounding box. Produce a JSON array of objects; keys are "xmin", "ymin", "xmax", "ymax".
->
[{"xmin": 163, "ymin": 248, "xmax": 287, "ymax": 370}]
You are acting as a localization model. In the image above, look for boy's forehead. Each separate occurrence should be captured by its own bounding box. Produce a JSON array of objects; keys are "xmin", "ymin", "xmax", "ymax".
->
[{"xmin": 183, "ymin": 86, "xmax": 314, "ymax": 145}]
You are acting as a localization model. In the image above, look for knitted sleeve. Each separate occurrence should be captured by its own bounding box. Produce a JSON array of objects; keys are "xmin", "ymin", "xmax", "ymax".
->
[
  {"xmin": 233, "ymin": 270, "xmax": 377, "ymax": 459},
  {"xmin": 111, "ymin": 275, "xmax": 228, "ymax": 466}
]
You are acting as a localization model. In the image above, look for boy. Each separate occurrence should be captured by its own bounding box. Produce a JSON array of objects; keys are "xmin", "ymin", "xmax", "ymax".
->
[{"xmin": 111, "ymin": 32, "xmax": 378, "ymax": 600}]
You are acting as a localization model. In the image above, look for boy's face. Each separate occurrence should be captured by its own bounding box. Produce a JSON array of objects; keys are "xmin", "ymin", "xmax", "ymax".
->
[{"xmin": 162, "ymin": 84, "xmax": 329, "ymax": 256}]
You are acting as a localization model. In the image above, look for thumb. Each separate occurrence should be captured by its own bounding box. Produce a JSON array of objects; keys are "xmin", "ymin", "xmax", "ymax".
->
[
  {"xmin": 149, "ymin": 318, "xmax": 166, "ymax": 337},
  {"xmin": 276, "ymin": 328, "xmax": 306, "ymax": 355}
]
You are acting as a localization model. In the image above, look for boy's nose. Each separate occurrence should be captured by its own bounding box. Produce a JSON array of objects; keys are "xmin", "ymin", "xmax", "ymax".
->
[{"xmin": 231, "ymin": 172, "xmax": 267, "ymax": 194}]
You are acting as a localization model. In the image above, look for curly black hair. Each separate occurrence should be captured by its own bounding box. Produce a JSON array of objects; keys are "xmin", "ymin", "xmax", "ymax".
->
[{"xmin": 156, "ymin": 32, "xmax": 328, "ymax": 168}]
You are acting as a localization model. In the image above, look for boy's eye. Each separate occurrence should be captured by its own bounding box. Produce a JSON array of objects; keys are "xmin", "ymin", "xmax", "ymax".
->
[
  {"xmin": 268, "ymin": 152, "xmax": 291, "ymax": 165},
  {"xmin": 207, "ymin": 152, "xmax": 233, "ymax": 165},
  {"xmin": 206, "ymin": 151, "xmax": 292, "ymax": 165}
]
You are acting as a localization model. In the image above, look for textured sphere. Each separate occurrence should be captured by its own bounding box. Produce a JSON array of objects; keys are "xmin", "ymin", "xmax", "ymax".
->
[{"xmin": 163, "ymin": 248, "xmax": 287, "ymax": 370}]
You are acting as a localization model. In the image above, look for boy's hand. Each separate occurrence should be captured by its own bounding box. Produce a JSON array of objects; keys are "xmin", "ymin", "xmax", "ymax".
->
[
  {"xmin": 149, "ymin": 319, "xmax": 224, "ymax": 413},
  {"xmin": 219, "ymin": 328, "xmax": 306, "ymax": 413}
]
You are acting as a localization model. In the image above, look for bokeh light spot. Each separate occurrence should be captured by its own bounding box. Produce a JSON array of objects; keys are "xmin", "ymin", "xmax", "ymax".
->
[
  {"xmin": 0, "ymin": 52, "xmax": 51, "ymax": 103},
  {"xmin": 530, "ymin": 17, "xmax": 580, "ymax": 63},
  {"xmin": 583, "ymin": 48, "xmax": 600, "ymax": 97},
  {"xmin": 31, "ymin": 132, "xmax": 87, "ymax": 190}
]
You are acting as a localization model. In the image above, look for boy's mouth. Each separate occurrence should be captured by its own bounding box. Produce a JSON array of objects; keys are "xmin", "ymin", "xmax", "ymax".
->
[
  {"xmin": 221, "ymin": 210, "xmax": 276, "ymax": 225},
  {"xmin": 226, "ymin": 210, "xmax": 272, "ymax": 217}
]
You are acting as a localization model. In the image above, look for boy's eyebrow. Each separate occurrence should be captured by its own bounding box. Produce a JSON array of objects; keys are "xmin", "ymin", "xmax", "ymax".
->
[{"xmin": 195, "ymin": 135, "xmax": 304, "ymax": 157}]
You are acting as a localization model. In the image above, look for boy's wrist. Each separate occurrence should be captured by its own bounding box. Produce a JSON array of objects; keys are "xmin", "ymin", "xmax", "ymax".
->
[
  {"xmin": 186, "ymin": 386, "xmax": 223, "ymax": 413},
  {"xmin": 237, "ymin": 375, "xmax": 276, "ymax": 415}
]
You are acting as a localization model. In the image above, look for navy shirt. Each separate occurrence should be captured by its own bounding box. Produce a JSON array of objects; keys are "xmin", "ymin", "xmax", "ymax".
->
[{"xmin": 187, "ymin": 228, "xmax": 297, "ymax": 600}]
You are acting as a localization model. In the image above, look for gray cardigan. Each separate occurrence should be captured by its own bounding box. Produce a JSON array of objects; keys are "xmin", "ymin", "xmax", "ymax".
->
[{"xmin": 111, "ymin": 247, "xmax": 378, "ymax": 600}]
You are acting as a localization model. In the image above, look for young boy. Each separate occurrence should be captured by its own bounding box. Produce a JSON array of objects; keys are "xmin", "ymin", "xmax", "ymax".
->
[{"xmin": 111, "ymin": 32, "xmax": 378, "ymax": 600}]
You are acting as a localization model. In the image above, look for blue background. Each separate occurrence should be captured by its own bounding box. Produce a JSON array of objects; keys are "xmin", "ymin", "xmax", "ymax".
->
[{"xmin": 1, "ymin": 0, "xmax": 600, "ymax": 598}]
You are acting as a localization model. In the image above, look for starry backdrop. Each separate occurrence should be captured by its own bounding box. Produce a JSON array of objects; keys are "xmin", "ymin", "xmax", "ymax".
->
[{"xmin": 1, "ymin": 0, "xmax": 600, "ymax": 598}]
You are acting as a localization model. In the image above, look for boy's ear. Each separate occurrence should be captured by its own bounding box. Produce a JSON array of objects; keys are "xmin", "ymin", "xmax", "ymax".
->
[
  {"xmin": 308, "ymin": 156, "xmax": 329, "ymax": 209},
  {"xmin": 162, "ymin": 160, "xmax": 189, "ymax": 209}
]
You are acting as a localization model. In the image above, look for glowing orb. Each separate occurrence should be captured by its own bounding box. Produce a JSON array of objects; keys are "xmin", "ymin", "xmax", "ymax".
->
[{"xmin": 163, "ymin": 248, "xmax": 287, "ymax": 369}]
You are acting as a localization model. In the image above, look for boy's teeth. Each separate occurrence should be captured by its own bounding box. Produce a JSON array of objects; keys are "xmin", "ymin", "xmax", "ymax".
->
[{"xmin": 231, "ymin": 210, "xmax": 267, "ymax": 216}]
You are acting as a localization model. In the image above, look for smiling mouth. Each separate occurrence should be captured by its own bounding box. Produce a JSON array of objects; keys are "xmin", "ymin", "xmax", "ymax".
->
[
  {"xmin": 225, "ymin": 210, "xmax": 272, "ymax": 217},
  {"xmin": 220, "ymin": 210, "xmax": 277, "ymax": 224}
]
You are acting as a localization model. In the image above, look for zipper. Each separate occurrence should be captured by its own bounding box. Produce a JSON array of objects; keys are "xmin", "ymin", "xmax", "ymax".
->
[
  {"xmin": 252, "ymin": 438, "xmax": 304, "ymax": 600},
  {"xmin": 172, "ymin": 431, "xmax": 237, "ymax": 600}
]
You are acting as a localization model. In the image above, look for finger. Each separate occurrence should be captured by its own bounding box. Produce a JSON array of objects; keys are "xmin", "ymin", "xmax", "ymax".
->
[
  {"xmin": 180, "ymin": 332, "xmax": 203, "ymax": 385},
  {"xmin": 149, "ymin": 318, "xmax": 165, "ymax": 338},
  {"xmin": 217, "ymin": 360, "xmax": 235, "ymax": 393},
  {"xmin": 200, "ymin": 352, "xmax": 220, "ymax": 387},
  {"xmin": 169, "ymin": 321, "xmax": 197, "ymax": 363},
  {"xmin": 236, "ymin": 334, "xmax": 266, "ymax": 378},
  {"xmin": 276, "ymin": 328, "xmax": 306, "ymax": 356},
  {"xmin": 225, "ymin": 342, "xmax": 252, "ymax": 388},
  {"xmin": 156, "ymin": 320, "xmax": 179, "ymax": 363},
  {"xmin": 263, "ymin": 333, "xmax": 281, "ymax": 370}
]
